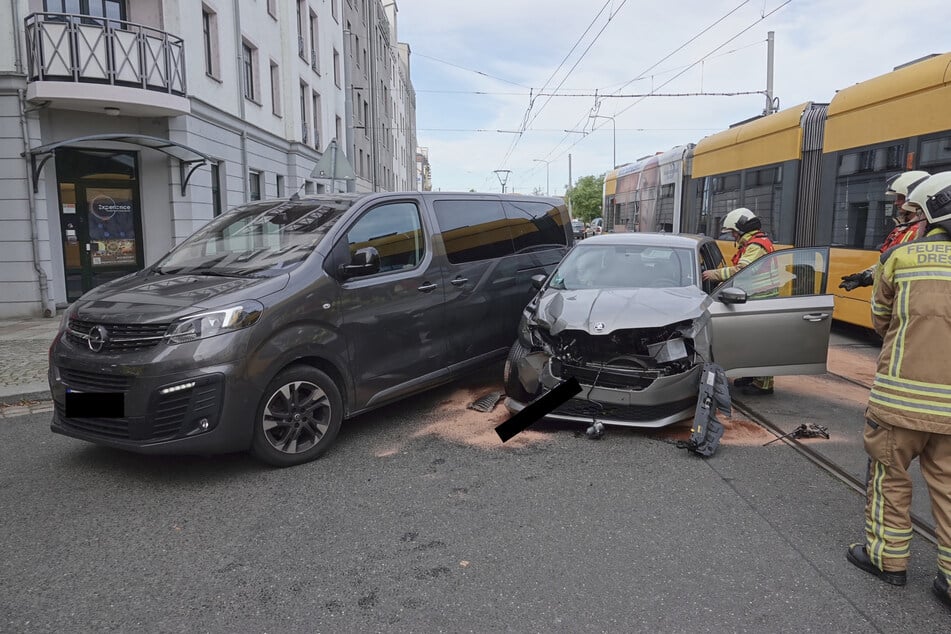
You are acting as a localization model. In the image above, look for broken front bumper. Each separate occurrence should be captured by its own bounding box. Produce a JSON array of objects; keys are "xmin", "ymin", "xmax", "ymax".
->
[{"xmin": 507, "ymin": 354, "xmax": 701, "ymax": 428}]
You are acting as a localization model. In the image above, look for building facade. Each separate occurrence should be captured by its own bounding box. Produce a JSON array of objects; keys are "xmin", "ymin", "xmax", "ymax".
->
[
  {"xmin": 0, "ymin": 0, "xmax": 417, "ymax": 318},
  {"xmin": 416, "ymin": 147, "xmax": 432, "ymax": 191}
]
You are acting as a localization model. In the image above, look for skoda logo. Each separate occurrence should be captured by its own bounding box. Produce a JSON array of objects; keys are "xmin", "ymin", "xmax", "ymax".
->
[
  {"xmin": 88, "ymin": 325, "xmax": 109, "ymax": 352},
  {"xmin": 594, "ymin": 322, "xmax": 605, "ymax": 332}
]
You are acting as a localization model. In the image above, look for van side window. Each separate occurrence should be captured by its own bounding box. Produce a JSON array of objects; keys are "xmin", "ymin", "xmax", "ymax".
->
[
  {"xmin": 433, "ymin": 199, "xmax": 516, "ymax": 264},
  {"xmin": 503, "ymin": 201, "xmax": 568, "ymax": 252},
  {"xmin": 345, "ymin": 202, "xmax": 424, "ymax": 273}
]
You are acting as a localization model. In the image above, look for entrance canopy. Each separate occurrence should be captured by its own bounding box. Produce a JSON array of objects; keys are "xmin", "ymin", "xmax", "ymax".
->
[{"xmin": 24, "ymin": 133, "xmax": 216, "ymax": 196}]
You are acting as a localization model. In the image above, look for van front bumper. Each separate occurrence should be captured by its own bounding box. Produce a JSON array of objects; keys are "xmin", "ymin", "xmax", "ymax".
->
[{"xmin": 49, "ymin": 334, "xmax": 261, "ymax": 455}]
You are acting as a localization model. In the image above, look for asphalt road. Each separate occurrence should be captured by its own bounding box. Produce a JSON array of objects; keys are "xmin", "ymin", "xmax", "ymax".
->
[{"xmin": 1, "ymin": 363, "xmax": 949, "ymax": 632}]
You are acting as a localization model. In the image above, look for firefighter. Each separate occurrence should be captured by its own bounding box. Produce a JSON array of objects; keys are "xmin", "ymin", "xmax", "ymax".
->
[
  {"xmin": 846, "ymin": 171, "xmax": 951, "ymax": 610},
  {"xmin": 702, "ymin": 207, "xmax": 777, "ymax": 395},
  {"xmin": 839, "ymin": 170, "xmax": 930, "ymax": 291}
]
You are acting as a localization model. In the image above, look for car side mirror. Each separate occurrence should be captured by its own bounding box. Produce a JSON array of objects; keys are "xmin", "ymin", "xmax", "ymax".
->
[
  {"xmin": 717, "ymin": 287, "xmax": 747, "ymax": 304},
  {"xmin": 337, "ymin": 247, "xmax": 381, "ymax": 280},
  {"xmin": 530, "ymin": 274, "xmax": 547, "ymax": 290}
]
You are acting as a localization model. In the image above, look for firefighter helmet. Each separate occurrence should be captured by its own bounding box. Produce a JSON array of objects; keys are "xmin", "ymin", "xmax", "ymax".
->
[
  {"xmin": 884, "ymin": 170, "xmax": 929, "ymax": 198},
  {"xmin": 721, "ymin": 207, "xmax": 760, "ymax": 234},
  {"xmin": 907, "ymin": 171, "xmax": 951, "ymax": 231}
]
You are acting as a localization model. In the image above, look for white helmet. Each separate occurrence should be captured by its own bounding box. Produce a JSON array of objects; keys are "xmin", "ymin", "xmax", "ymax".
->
[
  {"xmin": 721, "ymin": 207, "xmax": 759, "ymax": 233},
  {"xmin": 906, "ymin": 171, "xmax": 951, "ymax": 231},
  {"xmin": 884, "ymin": 170, "xmax": 929, "ymax": 198}
]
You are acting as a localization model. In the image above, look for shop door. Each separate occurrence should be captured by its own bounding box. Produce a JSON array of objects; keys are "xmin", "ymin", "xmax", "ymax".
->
[{"xmin": 59, "ymin": 181, "xmax": 144, "ymax": 301}]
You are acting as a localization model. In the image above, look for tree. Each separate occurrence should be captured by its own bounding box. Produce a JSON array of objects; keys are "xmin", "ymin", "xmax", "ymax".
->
[{"xmin": 566, "ymin": 174, "xmax": 604, "ymax": 222}]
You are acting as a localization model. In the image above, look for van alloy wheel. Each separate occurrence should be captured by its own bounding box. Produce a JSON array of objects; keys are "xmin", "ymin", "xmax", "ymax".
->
[
  {"xmin": 251, "ymin": 365, "xmax": 343, "ymax": 467},
  {"xmin": 262, "ymin": 381, "xmax": 331, "ymax": 454}
]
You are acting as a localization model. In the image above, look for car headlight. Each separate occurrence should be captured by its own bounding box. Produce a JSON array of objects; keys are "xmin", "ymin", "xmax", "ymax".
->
[{"xmin": 165, "ymin": 301, "xmax": 263, "ymax": 344}]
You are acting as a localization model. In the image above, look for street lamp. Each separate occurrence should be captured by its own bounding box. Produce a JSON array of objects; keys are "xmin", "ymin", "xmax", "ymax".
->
[
  {"xmin": 493, "ymin": 169, "xmax": 511, "ymax": 193},
  {"xmin": 533, "ymin": 159, "xmax": 551, "ymax": 196},
  {"xmin": 590, "ymin": 114, "xmax": 616, "ymax": 169}
]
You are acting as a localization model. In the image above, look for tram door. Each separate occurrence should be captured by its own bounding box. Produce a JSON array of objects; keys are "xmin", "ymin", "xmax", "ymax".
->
[{"xmin": 56, "ymin": 150, "xmax": 144, "ymax": 301}]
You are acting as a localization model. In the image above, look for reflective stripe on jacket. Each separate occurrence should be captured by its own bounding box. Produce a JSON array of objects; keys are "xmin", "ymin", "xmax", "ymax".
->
[{"xmin": 868, "ymin": 226, "xmax": 951, "ymax": 434}]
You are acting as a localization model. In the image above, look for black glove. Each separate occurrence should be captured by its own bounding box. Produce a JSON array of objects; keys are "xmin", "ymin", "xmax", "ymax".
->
[{"xmin": 839, "ymin": 270, "xmax": 874, "ymax": 291}]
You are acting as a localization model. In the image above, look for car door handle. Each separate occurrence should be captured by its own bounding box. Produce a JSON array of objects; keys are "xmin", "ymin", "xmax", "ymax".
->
[
  {"xmin": 417, "ymin": 282, "xmax": 438, "ymax": 293},
  {"xmin": 450, "ymin": 277, "xmax": 468, "ymax": 286},
  {"xmin": 802, "ymin": 312, "xmax": 830, "ymax": 322}
]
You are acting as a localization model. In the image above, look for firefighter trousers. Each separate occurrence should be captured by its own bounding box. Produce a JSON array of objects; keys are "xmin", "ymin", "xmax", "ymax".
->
[{"xmin": 863, "ymin": 419, "xmax": 951, "ymax": 580}]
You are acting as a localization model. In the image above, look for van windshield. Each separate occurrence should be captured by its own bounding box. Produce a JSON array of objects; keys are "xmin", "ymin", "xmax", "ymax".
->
[{"xmin": 154, "ymin": 198, "xmax": 355, "ymax": 276}]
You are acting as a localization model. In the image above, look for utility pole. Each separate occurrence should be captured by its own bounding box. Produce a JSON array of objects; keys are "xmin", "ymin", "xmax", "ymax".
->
[
  {"xmin": 567, "ymin": 153, "xmax": 573, "ymax": 219},
  {"xmin": 493, "ymin": 169, "xmax": 511, "ymax": 193},
  {"xmin": 533, "ymin": 158, "xmax": 551, "ymax": 195},
  {"xmin": 764, "ymin": 30, "xmax": 776, "ymax": 115}
]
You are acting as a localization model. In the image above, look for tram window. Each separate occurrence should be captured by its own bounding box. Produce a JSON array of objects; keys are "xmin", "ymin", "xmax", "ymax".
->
[{"xmin": 919, "ymin": 136, "xmax": 951, "ymax": 167}]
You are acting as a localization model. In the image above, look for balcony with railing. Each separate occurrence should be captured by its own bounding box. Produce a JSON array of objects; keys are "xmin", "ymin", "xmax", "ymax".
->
[{"xmin": 24, "ymin": 12, "xmax": 190, "ymax": 117}]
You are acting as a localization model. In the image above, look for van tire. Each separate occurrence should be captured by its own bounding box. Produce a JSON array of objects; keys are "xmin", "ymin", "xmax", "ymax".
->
[
  {"xmin": 503, "ymin": 341, "xmax": 534, "ymax": 403},
  {"xmin": 250, "ymin": 365, "xmax": 343, "ymax": 467}
]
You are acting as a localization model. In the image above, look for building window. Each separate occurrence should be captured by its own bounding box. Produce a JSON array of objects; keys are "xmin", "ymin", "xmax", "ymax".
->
[
  {"xmin": 331, "ymin": 0, "xmax": 339, "ymax": 22},
  {"xmin": 249, "ymin": 171, "xmax": 261, "ymax": 201},
  {"xmin": 300, "ymin": 81, "xmax": 309, "ymax": 143},
  {"xmin": 296, "ymin": 0, "xmax": 306, "ymax": 59},
  {"xmin": 276, "ymin": 174, "xmax": 284, "ymax": 198},
  {"xmin": 312, "ymin": 91, "xmax": 322, "ymax": 150},
  {"xmin": 335, "ymin": 116, "xmax": 343, "ymax": 144},
  {"xmin": 305, "ymin": 180, "xmax": 315, "ymax": 194},
  {"xmin": 363, "ymin": 100, "xmax": 370, "ymax": 138},
  {"xmin": 44, "ymin": 0, "xmax": 126, "ymax": 20},
  {"xmin": 333, "ymin": 48, "xmax": 340, "ymax": 87},
  {"xmin": 309, "ymin": 11, "xmax": 319, "ymax": 71},
  {"xmin": 201, "ymin": 6, "xmax": 219, "ymax": 78},
  {"xmin": 358, "ymin": 149, "xmax": 364, "ymax": 177},
  {"xmin": 242, "ymin": 40, "xmax": 259, "ymax": 102},
  {"xmin": 211, "ymin": 162, "xmax": 222, "ymax": 217},
  {"xmin": 270, "ymin": 61, "xmax": 281, "ymax": 116},
  {"xmin": 267, "ymin": 0, "xmax": 277, "ymax": 19}
]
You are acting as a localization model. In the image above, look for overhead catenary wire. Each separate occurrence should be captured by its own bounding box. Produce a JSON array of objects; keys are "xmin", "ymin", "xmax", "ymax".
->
[{"xmin": 539, "ymin": 0, "xmax": 793, "ymax": 173}]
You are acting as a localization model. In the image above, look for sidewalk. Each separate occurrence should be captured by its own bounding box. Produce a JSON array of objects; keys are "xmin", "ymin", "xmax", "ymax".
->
[{"xmin": 0, "ymin": 314, "xmax": 61, "ymax": 403}]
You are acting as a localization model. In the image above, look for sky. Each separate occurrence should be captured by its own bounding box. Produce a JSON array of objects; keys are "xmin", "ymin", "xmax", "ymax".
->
[{"xmin": 395, "ymin": 0, "xmax": 951, "ymax": 196}]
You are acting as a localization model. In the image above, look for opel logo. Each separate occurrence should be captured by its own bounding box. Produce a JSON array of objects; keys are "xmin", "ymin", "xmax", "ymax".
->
[
  {"xmin": 594, "ymin": 322, "xmax": 605, "ymax": 332},
  {"xmin": 88, "ymin": 325, "xmax": 109, "ymax": 352}
]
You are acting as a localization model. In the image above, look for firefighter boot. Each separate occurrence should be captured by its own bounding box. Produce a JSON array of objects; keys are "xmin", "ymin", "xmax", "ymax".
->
[
  {"xmin": 846, "ymin": 544, "xmax": 907, "ymax": 586},
  {"xmin": 933, "ymin": 573, "xmax": 951, "ymax": 609}
]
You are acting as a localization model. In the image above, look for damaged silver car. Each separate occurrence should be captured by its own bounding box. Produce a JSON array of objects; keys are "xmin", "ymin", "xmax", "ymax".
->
[{"xmin": 504, "ymin": 233, "xmax": 834, "ymax": 428}]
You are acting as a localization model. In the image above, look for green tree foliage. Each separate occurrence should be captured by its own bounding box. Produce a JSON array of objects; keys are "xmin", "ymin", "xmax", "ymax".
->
[{"xmin": 566, "ymin": 174, "xmax": 604, "ymax": 222}]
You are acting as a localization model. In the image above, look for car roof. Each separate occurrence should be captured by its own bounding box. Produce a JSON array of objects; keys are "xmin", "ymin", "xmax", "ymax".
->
[{"xmin": 577, "ymin": 232, "xmax": 709, "ymax": 249}]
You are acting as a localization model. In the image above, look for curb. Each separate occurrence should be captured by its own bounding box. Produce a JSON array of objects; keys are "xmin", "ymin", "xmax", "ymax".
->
[{"xmin": 0, "ymin": 389, "xmax": 52, "ymax": 406}]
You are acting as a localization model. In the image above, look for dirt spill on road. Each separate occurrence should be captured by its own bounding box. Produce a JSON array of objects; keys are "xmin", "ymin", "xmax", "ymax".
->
[
  {"xmin": 650, "ymin": 412, "xmax": 773, "ymax": 446},
  {"xmin": 411, "ymin": 383, "xmax": 548, "ymax": 449}
]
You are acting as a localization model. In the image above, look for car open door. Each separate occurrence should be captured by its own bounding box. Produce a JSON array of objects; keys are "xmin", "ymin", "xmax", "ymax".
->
[{"xmin": 708, "ymin": 246, "xmax": 834, "ymax": 376}]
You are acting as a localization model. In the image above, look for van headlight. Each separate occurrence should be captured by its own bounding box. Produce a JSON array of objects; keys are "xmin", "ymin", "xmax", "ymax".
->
[{"xmin": 165, "ymin": 301, "xmax": 263, "ymax": 344}]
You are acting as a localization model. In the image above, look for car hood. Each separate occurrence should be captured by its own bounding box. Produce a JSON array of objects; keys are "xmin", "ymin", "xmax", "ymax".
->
[
  {"xmin": 73, "ymin": 271, "xmax": 289, "ymax": 323},
  {"xmin": 535, "ymin": 287, "xmax": 711, "ymax": 335}
]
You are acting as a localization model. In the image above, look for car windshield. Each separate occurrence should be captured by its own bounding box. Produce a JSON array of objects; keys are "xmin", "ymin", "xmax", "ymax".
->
[
  {"xmin": 154, "ymin": 198, "xmax": 355, "ymax": 276},
  {"xmin": 548, "ymin": 244, "xmax": 697, "ymax": 290}
]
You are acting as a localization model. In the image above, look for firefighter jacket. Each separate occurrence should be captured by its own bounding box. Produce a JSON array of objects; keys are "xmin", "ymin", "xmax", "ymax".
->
[
  {"xmin": 707, "ymin": 230, "xmax": 775, "ymax": 282},
  {"xmin": 867, "ymin": 226, "xmax": 951, "ymax": 434}
]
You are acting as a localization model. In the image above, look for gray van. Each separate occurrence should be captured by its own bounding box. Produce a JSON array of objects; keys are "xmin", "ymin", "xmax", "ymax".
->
[{"xmin": 49, "ymin": 192, "xmax": 571, "ymax": 466}]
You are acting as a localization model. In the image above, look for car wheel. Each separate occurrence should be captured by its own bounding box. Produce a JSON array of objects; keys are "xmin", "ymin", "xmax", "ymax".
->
[
  {"xmin": 504, "ymin": 340, "xmax": 535, "ymax": 403},
  {"xmin": 250, "ymin": 365, "xmax": 343, "ymax": 467}
]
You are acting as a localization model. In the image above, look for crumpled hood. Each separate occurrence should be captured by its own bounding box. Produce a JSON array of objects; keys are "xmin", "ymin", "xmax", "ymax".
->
[
  {"xmin": 535, "ymin": 287, "xmax": 711, "ymax": 335},
  {"xmin": 74, "ymin": 271, "xmax": 289, "ymax": 323}
]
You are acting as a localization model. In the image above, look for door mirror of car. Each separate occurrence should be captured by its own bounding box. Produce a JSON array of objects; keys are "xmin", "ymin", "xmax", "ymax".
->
[
  {"xmin": 337, "ymin": 247, "xmax": 381, "ymax": 280},
  {"xmin": 530, "ymin": 274, "xmax": 547, "ymax": 290},
  {"xmin": 717, "ymin": 287, "xmax": 747, "ymax": 304}
]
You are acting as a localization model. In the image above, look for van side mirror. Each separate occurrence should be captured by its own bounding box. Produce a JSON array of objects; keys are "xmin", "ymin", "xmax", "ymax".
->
[
  {"xmin": 717, "ymin": 287, "xmax": 747, "ymax": 304},
  {"xmin": 530, "ymin": 274, "xmax": 547, "ymax": 290},
  {"xmin": 337, "ymin": 247, "xmax": 381, "ymax": 280}
]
